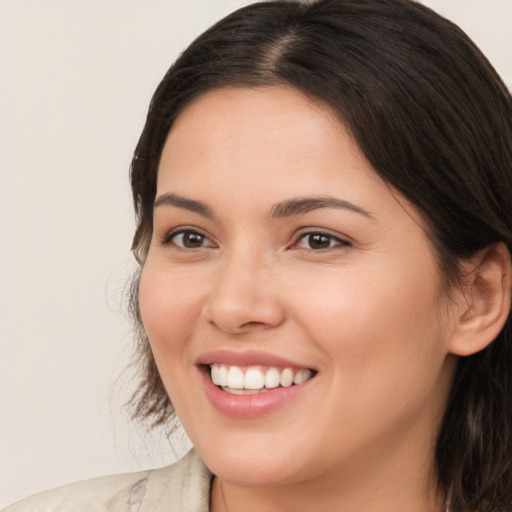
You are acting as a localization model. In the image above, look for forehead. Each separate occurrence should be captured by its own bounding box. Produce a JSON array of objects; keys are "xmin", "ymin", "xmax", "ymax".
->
[
  {"xmin": 157, "ymin": 86, "xmax": 423, "ymax": 223},
  {"xmin": 158, "ymin": 86, "xmax": 378, "ymax": 194}
]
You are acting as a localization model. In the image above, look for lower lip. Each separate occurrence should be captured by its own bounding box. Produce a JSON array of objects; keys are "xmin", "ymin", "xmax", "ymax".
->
[{"xmin": 199, "ymin": 367, "xmax": 315, "ymax": 418}]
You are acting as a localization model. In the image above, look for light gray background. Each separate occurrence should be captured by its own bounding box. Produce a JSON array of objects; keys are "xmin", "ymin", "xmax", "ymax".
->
[{"xmin": 1, "ymin": 0, "xmax": 511, "ymax": 507}]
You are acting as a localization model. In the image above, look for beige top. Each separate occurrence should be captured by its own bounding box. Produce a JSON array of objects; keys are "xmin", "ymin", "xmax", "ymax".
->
[{"xmin": 3, "ymin": 449, "xmax": 212, "ymax": 512}]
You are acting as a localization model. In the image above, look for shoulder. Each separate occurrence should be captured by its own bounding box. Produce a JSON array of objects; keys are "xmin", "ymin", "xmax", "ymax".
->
[
  {"xmin": 3, "ymin": 449, "xmax": 212, "ymax": 512},
  {"xmin": 2, "ymin": 470, "xmax": 151, "ymax": 512}
]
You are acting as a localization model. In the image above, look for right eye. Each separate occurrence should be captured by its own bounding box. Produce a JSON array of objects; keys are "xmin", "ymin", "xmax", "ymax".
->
[{"xmin": 162, "ymin": 229, "xmax": 216, "ymax": 249}]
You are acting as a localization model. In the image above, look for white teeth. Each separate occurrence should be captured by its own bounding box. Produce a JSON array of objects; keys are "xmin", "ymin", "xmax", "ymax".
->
[
  {"xmin": 218, "ymin": 365, "xmax": 228, "ymax": 387},
  {"xmin": 264, "ymin": 367, "xmax": 280, "ymax": 389},
  {"xmin": 223, "ymin": 388, "xmax": 267, "ymax": 395},
  {"xmin": 211, "ymin": 364, "xmax": 220, "ymax": 384},
  {"xmin": 224, "ymin": 388, "xmax": 246, "ymax": 395},
  {"xmin": 293, "ymin": 369, "xmax": 313, "ymax": 385},
  {"xmin": 227, "ymin": 366, "xmax": 244, "ymax": 389},
  {"xmin": 245, "ymin": 368, "xmax": 265, "ymax": 390},
  {"xmin": 280, "ymin": 368, "xmax": 294, "ymax": 387},
  {"xmin": 209, "ymin": 364, "xmax": 314, "ymax": 391}
]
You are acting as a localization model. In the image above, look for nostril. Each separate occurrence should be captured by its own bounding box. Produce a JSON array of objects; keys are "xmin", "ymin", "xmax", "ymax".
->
[{"xmin": 241, "ymin": 321, "xmax": 265, "ymax": 328}]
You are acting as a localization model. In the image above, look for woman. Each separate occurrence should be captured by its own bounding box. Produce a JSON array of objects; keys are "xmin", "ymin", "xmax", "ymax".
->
[{"xmin": 5, "ymin": 0, "xmax": 512, "ymax": 511}]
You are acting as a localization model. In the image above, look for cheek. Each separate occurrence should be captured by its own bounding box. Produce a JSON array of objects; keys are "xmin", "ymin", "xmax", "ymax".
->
[
  {"xmin": 295, "ymin": 273, "xmax": 450, "ymax": 452},
  {"xmin": 288, "ymin": 258, "xmax": 447, "ymax": 390},
  {"xmin": 138, "ymin": 261, "xmax": 204, "ymax": 358},
  {"xmin": 294, "ymin": 261, "xmax": 439, "ymax": 336}
]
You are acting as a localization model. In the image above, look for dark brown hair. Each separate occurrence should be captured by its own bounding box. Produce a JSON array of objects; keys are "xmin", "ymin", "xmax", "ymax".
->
[{"xmin": 128, "ymin": 1, "xmax": 512, "ymax": 510}]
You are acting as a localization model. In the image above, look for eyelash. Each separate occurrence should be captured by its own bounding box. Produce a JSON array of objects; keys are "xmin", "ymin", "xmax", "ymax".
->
[
  {"xmin": 160, "ymin": 228, "xmax": 215, "ymax": 249},
  {"xmin": 291, "ymin": 230, "xmax": 351, "ymax": 251},
  {"xmin": 160, "ymin": 228, "xmax": 351, "ymax": 251}
]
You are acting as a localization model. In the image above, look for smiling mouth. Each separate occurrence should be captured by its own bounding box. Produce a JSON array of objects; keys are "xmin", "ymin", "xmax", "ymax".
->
[{"xmin": 208, "ymin": 364, "xmax": 316, "ymax": 395}]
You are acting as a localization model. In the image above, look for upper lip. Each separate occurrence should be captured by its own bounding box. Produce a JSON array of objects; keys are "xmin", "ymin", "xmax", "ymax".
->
[{"xmin": 196, "ymin": 349, "xmax": 315, "ymax": 370}]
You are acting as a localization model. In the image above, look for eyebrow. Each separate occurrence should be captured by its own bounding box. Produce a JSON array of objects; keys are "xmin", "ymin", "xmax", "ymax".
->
[
  {"xmin": 153, "ymin": 193, "xmax": 373, "ymax": 220},
  {"xmin": 154, "ymin": 193, "xmax": 214, "ymax": 218},
  {"xmin": 270, "ymin": 196, "xmax": 373, "ymax": 219}
]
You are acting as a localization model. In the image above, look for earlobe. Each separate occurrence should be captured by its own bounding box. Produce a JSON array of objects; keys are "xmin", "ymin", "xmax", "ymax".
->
[{"xmin": 449, "ymin": 242, "xmax": 511, "ymax": 357}]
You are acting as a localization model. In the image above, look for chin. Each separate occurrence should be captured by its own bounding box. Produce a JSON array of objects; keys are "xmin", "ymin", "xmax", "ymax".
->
[
  {"xmin": 205, "ymin": 451, "xmax": 306, "ymax": 487},
  {"xmin": 189, "ymin": 426, "xmax": 322, "ymax": 487}
]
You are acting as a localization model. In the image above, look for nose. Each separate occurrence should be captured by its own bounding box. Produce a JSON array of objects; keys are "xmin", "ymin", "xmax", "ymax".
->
[{"xmin": 203, "ymin": 252, "xmax": 286, "ymax": 335}]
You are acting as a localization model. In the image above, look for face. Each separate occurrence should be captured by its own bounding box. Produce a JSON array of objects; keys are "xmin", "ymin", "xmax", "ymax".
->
[{"xmin": 139, "ymin": 86, "xmax": 458, "ymax": 489}]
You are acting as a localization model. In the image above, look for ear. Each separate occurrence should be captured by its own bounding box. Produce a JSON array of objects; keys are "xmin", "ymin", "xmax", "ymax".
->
[{"xmin": 449, "ymin": 242, "xmax": 511, "ymax": 357}]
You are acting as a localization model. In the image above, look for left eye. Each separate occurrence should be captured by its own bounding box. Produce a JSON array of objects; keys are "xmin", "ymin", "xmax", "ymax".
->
[
  {"xmin": 168, "ymin": 230, "xmax": 215, "ymax": 248},
  {"xmin": 295, "ymin": 232, "xmax": 349, "ymax": 250}
]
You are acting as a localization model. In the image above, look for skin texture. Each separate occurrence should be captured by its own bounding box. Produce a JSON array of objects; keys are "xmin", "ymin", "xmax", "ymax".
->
[{"xmin": 139, "ymin": 86, "xmax": 471, "ymax": 512}]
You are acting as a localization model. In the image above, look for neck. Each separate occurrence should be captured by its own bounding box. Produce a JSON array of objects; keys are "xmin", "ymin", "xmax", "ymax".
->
[
  {"xmin": 211, "ymin": 470, "xmax": 445, "ymax": 512},
  {"xmin": 210, "ymin": 433, "xmax": 446, "ymax": 512}
]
